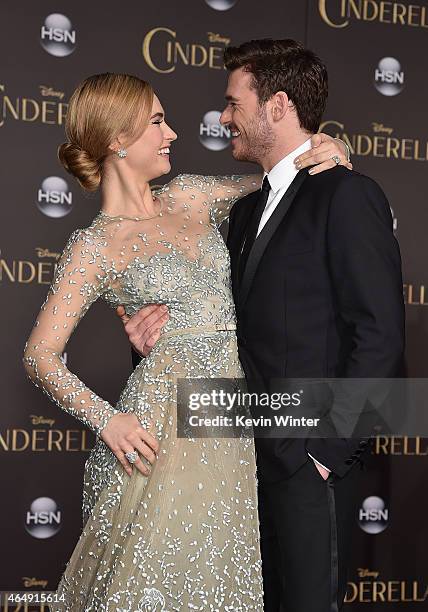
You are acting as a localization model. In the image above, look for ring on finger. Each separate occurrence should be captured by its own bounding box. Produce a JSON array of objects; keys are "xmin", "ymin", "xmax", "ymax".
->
[
  {"xmin": 125, "ymin": 450, "xmax": 139, "ymax": 464},
  {"xmin": 332, "ymin": 155, "xmax": 341, "ymax": 165}
]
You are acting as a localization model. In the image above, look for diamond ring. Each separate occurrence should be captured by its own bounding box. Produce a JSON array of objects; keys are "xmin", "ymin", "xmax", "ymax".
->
[
  {"xmin": 332, "ymin": 155, "xmax": 341, "ymax": 165},
  {"xmin": 125, "ymin": 450, "xmax": 139, "ymax": 464}
]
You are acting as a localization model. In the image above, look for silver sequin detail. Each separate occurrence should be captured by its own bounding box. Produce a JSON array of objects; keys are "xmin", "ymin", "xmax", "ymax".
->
[{"xmin": 23, "ymin": 174, "xmax": 263, "ymax": 610}]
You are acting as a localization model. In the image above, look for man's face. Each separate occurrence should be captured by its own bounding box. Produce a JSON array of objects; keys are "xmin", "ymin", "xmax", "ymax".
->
[{"xmin": 220, "ymin": 67, "xmax": 275, "ymax": 164}]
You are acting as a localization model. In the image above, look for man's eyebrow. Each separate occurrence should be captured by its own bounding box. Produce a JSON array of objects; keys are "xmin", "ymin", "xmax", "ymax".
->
[
  {"xmin": 225, "ymin": 94, "xmax": 239, "ymax": 102},
  {"xmin": 150, "ymin": 112, "xmax": 164, "ymax": 119}
]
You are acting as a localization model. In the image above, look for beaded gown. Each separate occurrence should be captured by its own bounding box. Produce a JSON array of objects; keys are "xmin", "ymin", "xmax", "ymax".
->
[{"xmin": 23, "ymin": 174, "xmax": 264, "ymax": 611}]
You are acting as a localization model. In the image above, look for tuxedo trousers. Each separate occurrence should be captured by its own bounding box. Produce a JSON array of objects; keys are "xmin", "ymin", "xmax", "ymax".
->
[{"xmin": 258, "ymin": 456, "xmax": 363, "ymax": 612}]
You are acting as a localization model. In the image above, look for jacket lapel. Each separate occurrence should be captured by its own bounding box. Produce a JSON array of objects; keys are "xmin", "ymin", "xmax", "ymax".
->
[
  {"xmin": 239, "ymin": 168, "xmax": 309, "ymax": 307},
  {"xmin": 231, "ymin": 191, "xmax": 258, "ymax": 297}
]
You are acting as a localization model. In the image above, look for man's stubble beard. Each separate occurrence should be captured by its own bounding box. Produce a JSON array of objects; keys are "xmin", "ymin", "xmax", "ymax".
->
[{"xmin": 232, "ymin": 106, "xmax": 276, "ymax": 164}]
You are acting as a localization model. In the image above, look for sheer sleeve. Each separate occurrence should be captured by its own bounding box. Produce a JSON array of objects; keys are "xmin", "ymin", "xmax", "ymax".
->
[
  {"xmin": 155, "ymin": 173, "xmax": 262, "ymax": 226},
  {"xmin": 206, "ymin": 174, "xmax": 262, "ymax": 225},
  {"xmin": 23, "ymin": 228, "xmax": 120, "ymax": 439}
]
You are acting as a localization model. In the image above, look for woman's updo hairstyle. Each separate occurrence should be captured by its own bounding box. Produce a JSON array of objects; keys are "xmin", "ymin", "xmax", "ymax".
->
[{"xmin": 58, "ymin": 73, "xmax": 154, "ymax": 192}]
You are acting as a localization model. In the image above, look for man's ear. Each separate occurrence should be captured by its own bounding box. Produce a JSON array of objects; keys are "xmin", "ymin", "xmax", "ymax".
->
[{"xmin": 270, "ymin": 91, "xmax": 289, "ymax": 122}]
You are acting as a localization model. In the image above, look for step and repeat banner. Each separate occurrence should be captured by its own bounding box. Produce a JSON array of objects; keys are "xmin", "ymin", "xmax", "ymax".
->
[{"xmin": 1, "ymin": 0, "xmax": 427, "ymax": 608}]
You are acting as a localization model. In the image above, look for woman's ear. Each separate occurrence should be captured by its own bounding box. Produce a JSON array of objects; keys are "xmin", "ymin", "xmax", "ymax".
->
[
  {"xmin": 109, "ymin": 133, "xmax": 128, "ymax": 153},
  {"xmin": 108, "ymin": 137, "xmax": 121, "ymax": 153}
]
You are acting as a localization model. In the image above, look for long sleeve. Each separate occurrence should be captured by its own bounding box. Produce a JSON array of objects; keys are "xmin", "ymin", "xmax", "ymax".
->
[
  {"xmin": 23, "ymin": 228, "xmax": 120, "ymax": 439},
  {"xmin": 155, "ymin": 174, "xmax": 261, "ymax": 226},
  {"xmin": 204, "ymin": 174, "xmax": 262, "ymax": 226},
  {"xmin": 327, "ymin": 173, "xmax": 405, "ymax": 377},
  {"xmin": 306, "ymin": 173, "xmax": 405, "ymax": 476}
]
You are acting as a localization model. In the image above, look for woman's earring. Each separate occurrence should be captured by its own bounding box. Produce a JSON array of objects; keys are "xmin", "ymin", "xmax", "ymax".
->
[{"xmin": 117, "ymin": 147, "xmax": 127, "ymax": 159}]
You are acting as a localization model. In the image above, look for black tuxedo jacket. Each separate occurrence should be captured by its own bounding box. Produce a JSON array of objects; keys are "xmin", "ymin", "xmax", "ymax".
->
[{"xmin": 227, "ymin": 166, "xmax": 405, "ymax": 481}]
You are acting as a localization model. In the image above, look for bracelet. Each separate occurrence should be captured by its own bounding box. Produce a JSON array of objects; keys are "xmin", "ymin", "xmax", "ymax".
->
[{"xmin": 334, "ymin": 137, "xmax": 351, "ymax": 163}]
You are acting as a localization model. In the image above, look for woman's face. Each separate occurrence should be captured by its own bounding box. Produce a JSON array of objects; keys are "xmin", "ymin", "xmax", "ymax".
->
[{"xmin": 124, "ymin": 94, "xmax": 177, "ymax": 181}]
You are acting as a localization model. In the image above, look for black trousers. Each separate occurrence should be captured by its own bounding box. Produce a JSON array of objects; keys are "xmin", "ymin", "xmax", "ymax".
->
[{"xmin": 258, "ymin": 456, "xmax": 362, "ymax": 612}]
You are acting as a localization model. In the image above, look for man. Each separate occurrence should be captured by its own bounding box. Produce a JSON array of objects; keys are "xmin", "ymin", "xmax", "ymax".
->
[{"xmin": 119, "ymin": 39, "xmax": 405, "ymax": 611}]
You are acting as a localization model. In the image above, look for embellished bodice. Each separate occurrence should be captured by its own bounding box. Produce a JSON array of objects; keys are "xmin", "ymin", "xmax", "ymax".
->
[
  {"xmin": 23, "ymin": 173, "xmax": 260, "ymax": 439},
  {"xmin": 98, "ymin": 208, "xmax": 236, "ymax": 331}
]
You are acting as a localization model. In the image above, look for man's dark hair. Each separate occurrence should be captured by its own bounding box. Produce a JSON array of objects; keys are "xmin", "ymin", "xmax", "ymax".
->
[{"xmin": 224, "ymin": 39, "xmax": 328, "ymax": 133}]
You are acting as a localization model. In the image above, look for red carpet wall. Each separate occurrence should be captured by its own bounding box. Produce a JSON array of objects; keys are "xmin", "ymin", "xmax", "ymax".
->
[{"xmin": 1, "ymin": 1, "xmax": 427, "ymax": 608}]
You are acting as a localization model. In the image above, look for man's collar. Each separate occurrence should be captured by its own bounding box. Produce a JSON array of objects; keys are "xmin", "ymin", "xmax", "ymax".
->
[{"xmin": 264, "ymin": 138, "xmax": 312, "ymax": 194}]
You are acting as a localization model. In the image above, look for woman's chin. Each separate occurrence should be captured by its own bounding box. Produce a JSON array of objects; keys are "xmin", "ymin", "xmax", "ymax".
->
[
  {"xmin": 161, "ymin": 161, "xmax": 171, "ymax": 175},
  {"xmin": 161, "ymin": 158, "xmax": 172, "ymax": 174},
  {"xmin": 148, "ymin": 160, "xmax": 172, "ymax": 180}
]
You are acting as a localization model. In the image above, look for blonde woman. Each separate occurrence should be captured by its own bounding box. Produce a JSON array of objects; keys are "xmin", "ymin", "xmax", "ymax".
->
[{"xmin": 23, "ymin": 73, "xmax": 349, "ymax": 610}]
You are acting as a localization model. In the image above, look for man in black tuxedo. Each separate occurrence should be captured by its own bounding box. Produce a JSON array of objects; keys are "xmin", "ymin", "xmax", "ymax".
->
[
  {"xmin": 119, "ymin": 39, "xmax": 405, "ymax": 611},
  {"xmin": 218, "ymin": 39, "xmax": 405, "ymax": 611}
]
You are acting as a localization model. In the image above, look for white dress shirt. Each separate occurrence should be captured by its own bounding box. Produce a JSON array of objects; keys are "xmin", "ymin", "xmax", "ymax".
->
[
  {"xmin": 255, "ymin": 138, "xmax": 331, "ymax": 474},
  {"xmin": 256, "ymin": 138, "xmax": 312, "ymax": 237}
]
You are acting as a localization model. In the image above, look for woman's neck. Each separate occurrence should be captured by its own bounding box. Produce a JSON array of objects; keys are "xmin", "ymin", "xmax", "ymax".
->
[{"xmin": 100, "ymin": 164, "xmax": 157, "ymax": 218}]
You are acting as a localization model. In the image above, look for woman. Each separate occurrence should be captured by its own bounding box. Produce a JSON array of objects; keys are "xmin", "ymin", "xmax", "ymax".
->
[{"xmin": 23, "ymin": 73, "xmax": 349, "ymax": 611}]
